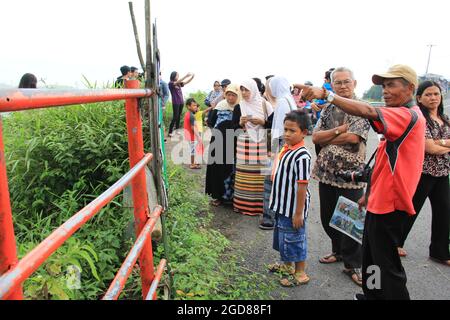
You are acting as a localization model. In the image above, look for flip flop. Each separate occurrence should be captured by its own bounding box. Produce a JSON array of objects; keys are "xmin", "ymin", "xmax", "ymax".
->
[
  {"xmin": 319, "ymin": 253, "xmax": 343, "ymax": 264},
  {"xmin": 280, "ymin": 272, "xmax": 310, "ymax": 287},
  {"xmin": 268, "ymin": 263, "xmax": 295, "ymax": 275},
  {"xmin": 343, "ymin": 268, "xmax": 363, "ymax": 287},
  {"xmin": 429, "ymin": 257, "xmax": 450, "ymax": 267},
  {"xmin": 211, "ymin": 199, "xmax": 222, "ymax": 207},
  {"xmin": 398, "ymin": 247, "xmax": 408, "ymax": 257}
]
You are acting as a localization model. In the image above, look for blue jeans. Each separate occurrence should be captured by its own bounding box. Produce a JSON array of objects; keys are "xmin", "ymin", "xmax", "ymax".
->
[{"xmin": 273, "ymin": 213, "xmax": 307, "ymax": 263}]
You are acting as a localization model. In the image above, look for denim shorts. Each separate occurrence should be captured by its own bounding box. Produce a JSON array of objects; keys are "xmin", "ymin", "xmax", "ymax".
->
[{"xmin": 272, "ymin": 213, "xmax": 307, "ymax": 263}]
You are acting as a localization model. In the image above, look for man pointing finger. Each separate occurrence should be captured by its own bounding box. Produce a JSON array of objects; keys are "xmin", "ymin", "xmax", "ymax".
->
[{"xmin": 295, "ymin": 65, "xmax": 426, "ymax": 300}]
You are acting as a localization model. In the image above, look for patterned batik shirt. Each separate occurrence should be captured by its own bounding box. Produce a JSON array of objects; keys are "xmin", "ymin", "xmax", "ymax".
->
[
  {"xmin": 312, "ymin": 103, "xmax": 371, "ymax": 189},
  {"xmin": 423, "ymin": 117, "xmax": 450, "ymax": 177}
]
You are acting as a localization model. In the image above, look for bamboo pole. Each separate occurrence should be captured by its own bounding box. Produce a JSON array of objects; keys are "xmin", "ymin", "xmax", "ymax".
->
[{"xmin": 128, "ymin": 2, "xmax": 146, "ymax": 72}]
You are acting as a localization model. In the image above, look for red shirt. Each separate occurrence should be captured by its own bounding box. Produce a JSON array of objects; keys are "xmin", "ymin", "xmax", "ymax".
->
[
  {"xmin": 184, "ymin": 111, "xmax": 196, "ymax": 142},
  {"xmin": 368, "ymin": 104, "xmax": 426, "ymax": 216}
]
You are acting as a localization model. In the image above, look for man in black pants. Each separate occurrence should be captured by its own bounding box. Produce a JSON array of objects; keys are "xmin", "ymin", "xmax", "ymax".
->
[
  {"xmin": 296, "ymin": 64, "xmax": 426, "ymax": 300},
  {"xmin": 311, "ymin": 67, "xmax": 370, "ymax": 286}
]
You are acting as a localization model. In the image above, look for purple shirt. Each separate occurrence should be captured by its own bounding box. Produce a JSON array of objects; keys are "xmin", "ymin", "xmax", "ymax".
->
[{"xmin": 169, "ymin": 81, "xmax": 184, "ymax": 105}]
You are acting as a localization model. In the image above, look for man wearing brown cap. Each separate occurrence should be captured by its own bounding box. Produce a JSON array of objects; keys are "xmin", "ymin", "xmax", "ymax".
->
[{"xmin": 295, "ymin": 65, "xmax": 426, "ymax": 300}]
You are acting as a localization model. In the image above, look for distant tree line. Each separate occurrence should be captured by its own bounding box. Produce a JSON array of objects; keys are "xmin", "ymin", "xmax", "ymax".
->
[{"xmin": 363, "ymin": 85, "xmax": 383, "ymax": 101}]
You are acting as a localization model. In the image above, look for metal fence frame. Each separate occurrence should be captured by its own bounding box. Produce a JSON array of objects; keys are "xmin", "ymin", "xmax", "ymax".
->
[{"xmin": 0, "ymin": 80, "xmax": 165, "ymax": 300}]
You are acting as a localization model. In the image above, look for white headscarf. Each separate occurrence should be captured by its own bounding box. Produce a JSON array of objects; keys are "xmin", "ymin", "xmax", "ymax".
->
[
  {"xmin": 270, "ymin": 76, "xmax": 296, "ymax": 141},
  {"xmin": 240, "ymin": 79, "xmax": 273, "ymax": 142}
]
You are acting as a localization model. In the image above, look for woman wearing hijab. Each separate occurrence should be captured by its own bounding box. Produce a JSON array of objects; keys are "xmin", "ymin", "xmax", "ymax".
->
[
  {"xmin": 232, "ymin": 79, "xmax": 274, "ymax": 216},
  {"xmin": 260, "ymin": 76, "xmax": 297, "ymax": 229},
  {"xmin": 206, "ymin": 84, "xmax": 241, "ymax": 206},
  {"xmin": 270, "ymin": 76, "xmax": 297, "ymax": 151}
]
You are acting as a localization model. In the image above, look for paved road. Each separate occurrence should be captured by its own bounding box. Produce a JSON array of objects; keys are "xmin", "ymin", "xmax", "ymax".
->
[{"xmin": 167, "ymin": 124, "xmax": 450, "ymax": 300}]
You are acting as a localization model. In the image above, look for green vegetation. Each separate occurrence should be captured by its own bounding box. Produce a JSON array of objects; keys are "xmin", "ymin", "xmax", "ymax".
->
[
  {"xmin": 163, "ymin": 91, "xmax": 208, "ymax": 128},
  {"xmin": 363, "ymin": 85, "xmax": 383, "ymax": 101},
  {"xmin": 2, "ymin": 99, "xmax": 274, "ymax": 300}
]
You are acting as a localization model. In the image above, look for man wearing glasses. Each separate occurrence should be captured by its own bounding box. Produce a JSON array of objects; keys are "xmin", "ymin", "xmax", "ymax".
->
[
  {"xmin": 295, "ymin": 64, "xmax": 425, "ymax": 300},
  {"xmin": 308, "ymin": 67, "xmax": 370, "ymax": 287}
]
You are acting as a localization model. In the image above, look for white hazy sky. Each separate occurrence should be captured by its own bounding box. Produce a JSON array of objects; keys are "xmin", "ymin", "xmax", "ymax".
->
[{"xmin": 1, "ymin": 0, "xmax": 449, "ymax": 96}]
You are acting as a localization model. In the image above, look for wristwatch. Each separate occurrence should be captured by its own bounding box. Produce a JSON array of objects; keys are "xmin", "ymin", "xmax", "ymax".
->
[{"xmin": 326, "ymin": 91, "xmax": 335, "ymax": 103}]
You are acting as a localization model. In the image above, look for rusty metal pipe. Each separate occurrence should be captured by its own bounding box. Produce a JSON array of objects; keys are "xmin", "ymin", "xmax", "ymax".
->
[
  {"xmin": 0, "ymin": 87, "xmax": 153, "ymax": 112},
  {"xmin": 0, "ymin": 117, "xmax": 23, "ymax": 300},
  {"xmin": 125, "ymin": 80, "xmax": 154, "ymax": 298},
  {"xmin": 145, "ymin": 259, "xmax": 167, "ymax": 301},
  {"xmin": 0, "ymin": 153, "xmax": 153, "ymax": 300},
  {"xmin": 103, "ymin": 206, "xmax": 163, "ymax": 300}
]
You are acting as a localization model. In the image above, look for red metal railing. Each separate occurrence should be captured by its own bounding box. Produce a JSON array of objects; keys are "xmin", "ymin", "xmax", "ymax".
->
[{"xmin": 0, "ymin": 80, "xmax": 166, "ymax": 300}]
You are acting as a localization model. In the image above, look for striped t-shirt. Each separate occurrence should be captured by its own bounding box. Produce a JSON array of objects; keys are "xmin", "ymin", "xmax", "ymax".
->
[{"xmin": 269, "ymin": 141, "xmax": 311, "ymax": 219}]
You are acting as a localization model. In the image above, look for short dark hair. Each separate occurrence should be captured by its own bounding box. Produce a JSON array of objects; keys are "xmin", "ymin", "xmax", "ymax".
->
[
  {"xmin": 185, "ymin": 98, "xmax": 197, "ymax": 107},
  {"xmin": 284, "ymin": 110, "xmax": 311, "ymax": 131},
  {"xmin": 252, "ymin": 77, "xmax": 265, "ymax": 95},
  {"xmin": 120, "ymin": 65, "xmax": 131, "ymax": 76},
  {"xmin": 325, "ymin": 68, "xmax": 335, "ymax": 81},
  {"xmin": 130, "ymin": 66, "xmax": 138, "ymax": 72},
  {"xmin": 18, "ymin": 73, "xmax": 37, "ymax": 88}
]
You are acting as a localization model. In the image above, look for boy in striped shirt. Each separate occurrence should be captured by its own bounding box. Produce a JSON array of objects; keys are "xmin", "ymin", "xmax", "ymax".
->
[{"xmin": 268, "ymin": 110, "xmax": 312, "ymax": 287}]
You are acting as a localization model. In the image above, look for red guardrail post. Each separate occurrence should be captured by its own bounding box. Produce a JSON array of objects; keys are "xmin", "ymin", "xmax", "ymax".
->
[
  {"xmin": 124, "ymin": 80, "xmax": 154, "ymax": 298},
  {"xmin": 0, "ymin": 117, "xmax": 23, "ymax": 300}
]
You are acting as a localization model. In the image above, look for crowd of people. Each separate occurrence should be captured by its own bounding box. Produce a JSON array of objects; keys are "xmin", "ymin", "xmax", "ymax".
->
[
  {"xmin": 163, "ymin": 64, "xmax": 449, "ymax": 300},
  {"xmin": 16, "ymin": 64, "xmax": 448, "ymax": 300}
]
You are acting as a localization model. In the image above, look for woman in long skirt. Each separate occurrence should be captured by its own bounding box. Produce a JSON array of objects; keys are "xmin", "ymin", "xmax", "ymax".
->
[{"xmin": 232, "ymin": 79, "xmax": 273, "ymax": 216}]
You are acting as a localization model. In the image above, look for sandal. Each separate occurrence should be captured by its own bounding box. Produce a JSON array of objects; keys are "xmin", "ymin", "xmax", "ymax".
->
[
  {"xmin": 398, "ymin": 247, "xmax": 408, "ymax": 257},
  {"xmin": 268, "ymin": 263, "xmax": 295, "ymax": 275},
  {"xmin": 319, "ymin": 253, "xmax": 343, "ymax": 264},
  {"xmin": 280, "ymin": 272, "xmax": 310, "ymax": 287},
  {"xmin": 343, "ymin": 268, "xmax": 363, "ymax": 287},
  {"xmin": 429, "ymin": 257, "xmax": 450, "ymax": 267},
  {"xmin": 211, "ymin": 199, "xmax": 222, "ymax": 207}
]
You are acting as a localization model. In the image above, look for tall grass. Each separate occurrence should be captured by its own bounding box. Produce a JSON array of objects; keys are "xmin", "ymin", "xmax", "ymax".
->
[
  {"xmin": 3, "ymin": 97, "xmax": 274, "ymax": 300},
  {"xmin": 163, "ymin": 91, "xmax": 208, "ymax": 128}
]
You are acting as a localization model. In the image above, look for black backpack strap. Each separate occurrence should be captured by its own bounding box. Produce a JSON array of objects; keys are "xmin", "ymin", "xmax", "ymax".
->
[{"xmin": 385, "ymin": 109, "xmax": 419, "ymax": 173}]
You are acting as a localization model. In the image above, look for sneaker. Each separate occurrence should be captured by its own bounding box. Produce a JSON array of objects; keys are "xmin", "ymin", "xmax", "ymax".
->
[
  {"xmin": 353, "ymin": 293, "xmax": 366, "ymax": 301},
  {"xmin": 259, "ymin": 222, "xmax": 275, "ymax": 230}
]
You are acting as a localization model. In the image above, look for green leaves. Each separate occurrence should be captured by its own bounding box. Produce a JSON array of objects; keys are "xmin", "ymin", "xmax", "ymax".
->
[{"xmin": 3, "ymin": 99, "xmax": 275, "ymax": 301}]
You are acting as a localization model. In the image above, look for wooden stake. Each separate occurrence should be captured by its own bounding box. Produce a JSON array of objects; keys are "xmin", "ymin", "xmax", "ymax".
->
[{"xmin": 128, "ymin": 2, "xmax": 145, "ymax": 72}]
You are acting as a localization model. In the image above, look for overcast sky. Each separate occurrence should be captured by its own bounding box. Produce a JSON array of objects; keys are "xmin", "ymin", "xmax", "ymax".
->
[{"xmin": 1, "ymin": 0, "xmax": 449, "ymax": 96}]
